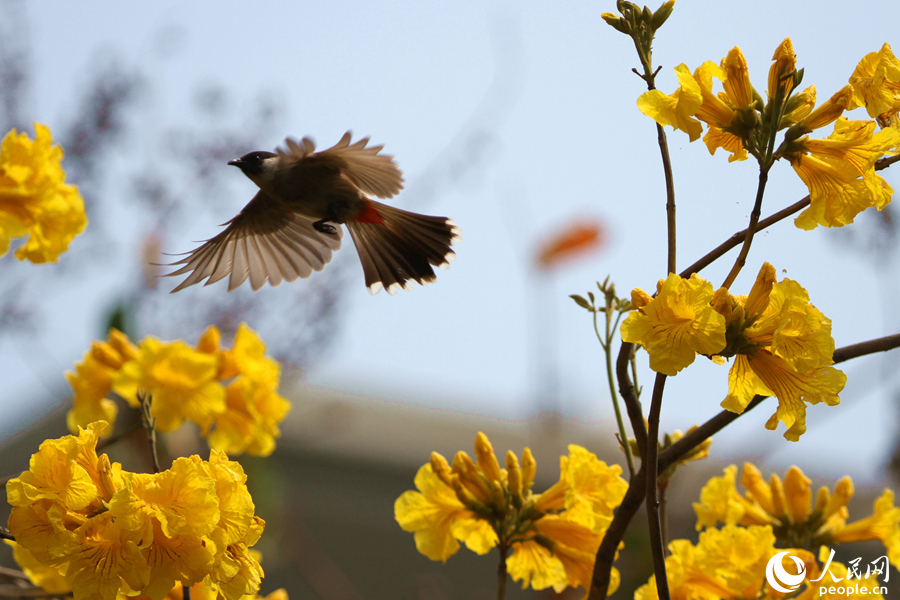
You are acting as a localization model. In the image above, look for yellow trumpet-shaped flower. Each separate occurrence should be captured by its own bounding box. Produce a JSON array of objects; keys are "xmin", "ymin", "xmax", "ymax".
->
[
  {"xmin": 113, "ymin": 337, "xmax": 226, "ymax": 433},
  {"xmin": 828, "ymin": 490, "xmax": 900, "ymax": 564},
  {"xmin": 789, "ymin": 117, "xmax": 900, "ymax": 229},
  {"xmin": 67, "ymin": 324, "xmax": 292, "ymax": 457},
  {"xmin": 394, "ymin": 462, "xmax": 497, "ymax": 562},
  {"xmin": 848, "ymin": 42, "xmax": 900, "ymax": 127},
  {"xmin": 0, "ymin": 124, "xmax": 87, "ymax": 263},
  {"xmin": 621, "ymin": 272, "xmax": 726, "ymax": 376},
  {"xmin": 768, "ymin": 38, "xmax": 798, "ymax": 101},
  {"xmin": 714, "ymin": 263, "xmax": 845, "ymax": 441},
  {"xmin": 66, "ymin": 329, "xmax": 138, "ymax": 438},
  {"xmin": 637, "ymin": 63, "xmax": 704, "ymax": 141},
  {"xmin": 395, "ymin": 434, "xmax": 626, "ymax": 596},
  {"xmin": 7, "ymin": 427, "xmax": 266, "ymax": 600},
  {"xmin": 694, "ymin": 463, "xmax": 900, "ymax": 562},
  {"xmin": 635, "ymin": 525, "xmax": 777, "ymax": 600}
]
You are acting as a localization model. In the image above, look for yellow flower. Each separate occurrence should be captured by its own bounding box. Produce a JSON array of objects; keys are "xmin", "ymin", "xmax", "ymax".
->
[
  {"xmin": 109, "ymin": 457, "xmax": 220, "ymax": 537},
  {"xmin": 796, "ymin": 85, "xmax": 855, "ymax": 133},
  {"xmin": 396, "ymin": 436, "xmax": 625, "ymax": 596},
  {"xmin": 65, "ymin": 513, "xmax": 151, "ymax": 600},
  {"xmin": 68, "ymin": 325, "xmax": 290, "ymax": 456},
  {"xmin": 207, "ymin": 378, "xmax": 290, "ymax": 457},
  {"xmin": 621, "ymin": 272, "xmax": 726, "ymax": 376},
  {"xmin": 636, "ymin": 526, "xmax": 777, "ymax": 600},
  {"xmin": 692, "ymin": 60, "xmax": 747, "ymax": 162},
  {"xmin": 197, "ymin": 323, "xmax": 291, "ymax": 456},
  {"xmin": 828, "ymin": 489, "xmax": 900, "ymax": 564},
  {"xmin": 789, "ymin": 117, "xmax": 900, "ymax": 229},
  {"xmin": 207, "ymin": 540, "xmax": 265, "ymax": 600},
  {"xmin": 0, "ymin": 124, "xmax": 87, "ymax": 263},
  {"xmin": 6, "ymin": 540, "xmax": 70, "ymax": 594},
  {"xmin": 693, "ymin": 465, "xmax": 773, "ymax": 530},
  {"xmin": 694, "ymin": 463, "xmax": 900, "ymax": 563},
  {"xmin": 394, "ymin": 462, "xmax": 497, "ymax": 561},
  {"xmin": 714, "ymin": 263, "xmax": 845, "ymax": 441},
  {"xmin": 558, "ymin": 445, "xmax": 628, "ymax": 533},
  {"xmin": 215, "ymin": 324, "xmax": 281, "ymax": 387},
  {"xmin": 507, "ymin": 514, "xmax": 618, "ymax": 594},
  {"xmin": 722, "ymin": 46, "xmax": 756, "ymax": 110},
  {"xmin": 193, "ymin": 451, "xmax": 259, "ymax": 550},
  {"xmin": 768, "ymin": 38, "xmax": 797, "ymax": 101},
  {"xmin": 194, "ymin": 324, "xmax": 291, "ymax": 457},
  {"xmin": 113, "ymin": 337, "xmax": 226, "ymax": 432},
  {"xmin": 692, "ymin": 524, "xmax": 776, "ymax": 597},
  {"xmin": 140, "ymin": 520, "xmax": 216, "ymax": 599},
  {"xmin": 848, "ymin": 43, "xmax": 900, "ymax": 127},
  {"xmin": 66, "ymin": 329, "xmax": 138, "ymax": 435},
  {"xmin": 637, "ymin": 63, "xmax": 704, "ymax": 141},
  {"xmin": 7, "ymin": 423, "xmax": 107, "ymax": 513},
  {"xmin": 6, "ymin": 428, "xmax": 266, "ymax": 600}
]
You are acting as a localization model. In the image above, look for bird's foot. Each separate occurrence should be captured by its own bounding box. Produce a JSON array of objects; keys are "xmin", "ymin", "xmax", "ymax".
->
[{"xmin": 313, "ymin": 219, "xmax": 338, "ymax": 235}]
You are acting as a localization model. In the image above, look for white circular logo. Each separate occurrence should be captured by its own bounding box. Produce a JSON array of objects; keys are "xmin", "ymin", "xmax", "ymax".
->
[{"xmin": 766, "ymin": 551, "xmax": 807, "ymax": 593}]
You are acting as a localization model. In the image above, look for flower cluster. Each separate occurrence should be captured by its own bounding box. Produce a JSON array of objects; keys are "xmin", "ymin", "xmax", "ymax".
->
[
  {"xmin": 695, "ymin": 463, "xmax": 900, "ymax": 563},
  {"xmin": 0, "ymin": 124, "xmax": 87, "ymax": 263},
  {"xmin": 637, "ymin": 39, "xmax": 900, "ymax": 229},
  {"xmin": 8, "ymin": 534, "xmax": 288, "ymax": 600},
  {"xmin": 635, "ymin": 526, "xmax": 886, "ymax": 600},
  {"xmin": 394, "ymin": 432, "xmax": 628, "ymax": 595},
  {"xmin": 66, "ymin": 323, "xmax": 291, "ymax": 457},
  {"xmin": 622, "ymin": 263, "xmax": 845, "ymax": 440},
  {"xmin": 6, "ymin": 422, "xmax": 266, "ymax": 600},
  {"xmin": 634, "ymin": 462, "xmax": 899, "ymax": 600}
]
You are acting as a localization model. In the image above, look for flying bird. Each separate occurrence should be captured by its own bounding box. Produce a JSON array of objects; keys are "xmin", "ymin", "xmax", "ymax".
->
[{"xmin": 165, "ymin": 132, "xmax": 460, "ymax": 294}]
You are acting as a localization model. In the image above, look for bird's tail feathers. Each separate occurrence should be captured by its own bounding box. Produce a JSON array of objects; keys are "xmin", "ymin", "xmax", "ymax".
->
[{"xmin": 346, "ymin": 200, "xmax": 461, "ymax": 295}]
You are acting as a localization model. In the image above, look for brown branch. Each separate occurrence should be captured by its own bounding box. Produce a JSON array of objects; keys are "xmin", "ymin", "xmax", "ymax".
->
[
  {"xmin": 832, "ymin": 333, "xmax": 900, "ymax": 363},
  {"xmin": 682, "ymin": 153, "xmax": 898, "ymax": 280},
  {"xmin": 720, "ymin": 167, "xmax": 770, "ymax": 289},
  {"xmin": 655, "ymin": 122, "xmax": 676, "ymax": 275},
  {"xmin": 681, "ymin": 195, "xmax": 809, "ymax": 278},
  {"xmin": 0, "ymin": 567, "xmax": 29, "ymax": 583},
  {"xmin": 645, "ymin": 373, "xmax": 670, "ymax": 600},
  {"xmin": 616, "ymin": 342, "xmax": 647, "ymax": 463}
]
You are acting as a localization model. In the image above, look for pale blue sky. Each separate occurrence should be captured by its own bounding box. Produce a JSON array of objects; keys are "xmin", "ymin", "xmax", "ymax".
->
[{"xmin": 6, "ymin": 0, "xmax": 900, "ymax": 484}]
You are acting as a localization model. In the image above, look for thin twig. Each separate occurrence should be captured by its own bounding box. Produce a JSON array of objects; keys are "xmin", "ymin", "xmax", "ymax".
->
[
  {"xmin": 616, "ymin": 342, "xmax": 647, "ymax": 463},
  {"xmin": 137, "ymin": 390, "xmax": 161, "ymax": 474},
  {"xmin": 655, "ymin": 122, "xmax": 677, "ymax": 274},
  {"xmin": 0, "ymin": 567, "xmax": 29, "ymax": 582},
  {"xmin": 683, "ymin": 153, "xmax": 898, "ymax": 280},
  {"xmin": 720, "ymin": 166, "xmax": 770, "ymax": 289}
]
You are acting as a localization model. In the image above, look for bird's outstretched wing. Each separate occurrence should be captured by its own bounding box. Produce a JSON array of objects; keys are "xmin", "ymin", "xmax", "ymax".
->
[
  {"xmin": 165, "ymin": 191, "xmax": 343, "ymax": 292},
  {"xmin": 277, "ymin": 131, "xmax": 404, "ymax": 199}
]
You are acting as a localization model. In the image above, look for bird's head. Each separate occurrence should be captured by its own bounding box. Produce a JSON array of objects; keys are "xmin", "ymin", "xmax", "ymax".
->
[{"xmin": 228, "ymin": 151, "xmax": 279, "ymax": 187}]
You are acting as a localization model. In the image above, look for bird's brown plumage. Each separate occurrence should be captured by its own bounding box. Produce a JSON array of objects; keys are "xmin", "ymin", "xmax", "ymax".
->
[{"xmin": 165, "ymin": 132, "xmax": 459, "ymax": 294}]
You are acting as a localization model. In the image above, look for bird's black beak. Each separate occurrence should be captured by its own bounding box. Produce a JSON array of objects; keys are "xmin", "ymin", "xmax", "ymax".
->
[{"xmin": 227, "ymin": 158, "xmax": 242, "ymax": 167}]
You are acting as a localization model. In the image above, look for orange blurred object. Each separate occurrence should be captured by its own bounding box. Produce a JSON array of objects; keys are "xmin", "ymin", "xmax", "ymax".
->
[{"xmin": 535, "ymin": 218, "xmax": 605, "ymax": 270}]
